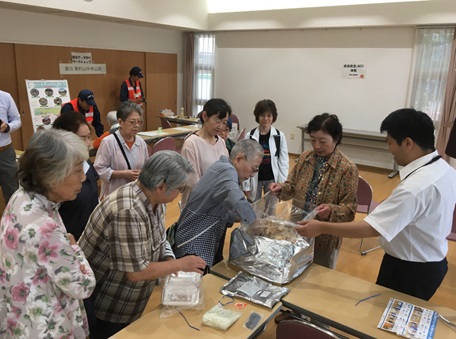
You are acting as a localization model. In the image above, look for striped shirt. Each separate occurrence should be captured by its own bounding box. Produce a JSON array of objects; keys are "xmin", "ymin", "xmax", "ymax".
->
[
  {"xmin": 79, "ymin": 181, "xmax": 174, "ymax": 323},
  {"xmin": 174, "ymin": 156, "xmax": 257, "ymax": 267}
]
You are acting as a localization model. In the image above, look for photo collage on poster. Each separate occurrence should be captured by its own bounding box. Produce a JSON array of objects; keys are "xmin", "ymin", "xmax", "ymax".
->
[{"xmin": 25, "ymin": 80, "xmax": 71, "ymax": 132}]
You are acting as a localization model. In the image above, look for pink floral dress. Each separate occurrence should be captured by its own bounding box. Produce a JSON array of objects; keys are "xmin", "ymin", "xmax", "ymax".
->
[{"xmin": 0, "ymin": 188, "xmax": 96, "ymax": 338}]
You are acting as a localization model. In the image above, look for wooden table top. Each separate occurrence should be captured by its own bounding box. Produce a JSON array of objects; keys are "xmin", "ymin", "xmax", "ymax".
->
[
  {"xmin": 283, "ymin": 264, "xmax": 456, "ymax": 339},
  {"xmin": 161, "ymin": 115, "xmax": 199, "ymax": 125},
  {"xmin": 137, "ymin": 125, "xmax": 199, "ymax": 143},
  {"xmin": 211, "ymin": 261, "xmax": 456, "ymax": 338},
  {"xmin": 111, "ymin": 274, "xmax": 282, "ymax": 339}
]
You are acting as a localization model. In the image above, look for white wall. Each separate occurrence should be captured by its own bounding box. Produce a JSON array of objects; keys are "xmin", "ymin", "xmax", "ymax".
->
[
  {"xmin": 0, "ymin": 8, "xmax": 185, "ymax": 108},
  {"xmin": 208, "ymin": 1, "xmax": 456, "ymax": 31},
  {"xmin": 0, "ymin": 0, "xmax": 208, "ymax": 31},
  {"xmin": 215, "ymin": 27, "xmax": 415, "ymax": 169}
]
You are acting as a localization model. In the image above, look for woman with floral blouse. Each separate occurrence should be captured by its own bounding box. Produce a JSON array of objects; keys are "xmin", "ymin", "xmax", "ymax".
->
[
  {"xmin": 0, "ymin": 129, "xmax": 96, "ymax": 338},
  {"xmin": 270, "ymin": 113, "xmax": 358, "ymax": 269}
]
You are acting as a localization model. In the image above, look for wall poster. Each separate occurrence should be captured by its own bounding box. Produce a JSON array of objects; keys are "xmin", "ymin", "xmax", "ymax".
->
[{"xmin": 25, "ymin": 80, "xmax": 71, "ymax": 132}]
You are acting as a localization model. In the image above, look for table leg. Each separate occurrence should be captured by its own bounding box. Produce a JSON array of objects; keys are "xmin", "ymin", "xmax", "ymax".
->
[{"xmin": 388, "ymin": 160, "xmax": 399, "ymax": 178}]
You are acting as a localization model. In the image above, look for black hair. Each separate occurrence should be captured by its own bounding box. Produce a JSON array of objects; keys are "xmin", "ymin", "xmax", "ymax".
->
[
  {"xmin": 253, "ymin": 99, "xmax": 278, "ymax": 123},
  {"xmin": 199, "ymin": 98, "xmax": 231, "ymax": 125},
  {"xmin": 306, "ymin": 113, "xmax": 343, "ymax": 145},
  {"xmin": 380, "ymin": 108, "xmax": 435, "ymax": 151},
  {"xmin": 53, "ymin": 111, "xmax": 88, "ymax": 134}
]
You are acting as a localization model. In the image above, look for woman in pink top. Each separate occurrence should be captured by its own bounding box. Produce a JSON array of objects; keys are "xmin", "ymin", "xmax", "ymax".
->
[{"xmin": 180, "ymin": 98, "xmax": 231, "ymax": 206}]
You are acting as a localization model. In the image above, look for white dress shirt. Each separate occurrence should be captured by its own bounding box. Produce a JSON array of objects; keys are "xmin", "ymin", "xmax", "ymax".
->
[{"xmin": 365, "ymin": 151, "xmax": 456, "ymax": 262}]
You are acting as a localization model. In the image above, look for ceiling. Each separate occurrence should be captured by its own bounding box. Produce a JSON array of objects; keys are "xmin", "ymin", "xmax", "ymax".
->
[
  {"xmin": 206, "ymin": 0, "xmax": 429, "ymax": 13},
  {"xmin": 0, "ymin": 0, "xmax": 453, "ymax": 32}
]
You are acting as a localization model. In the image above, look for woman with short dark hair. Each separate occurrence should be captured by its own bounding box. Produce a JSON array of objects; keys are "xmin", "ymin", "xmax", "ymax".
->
[
  {"xmin": 180, "ymin": 98, "xmax": 231, "ymax": 206},
  {"xmin": 0, "ymin": 129, "xmax": 96, "ymax": 338},
  {"xmin": 243, "ymin": 99, "xmax": 289, "ymax": 201},
  {"xmin": 270, "ymin": 113, "xmax": 358, "ymax": 269},
  {"xmin": 53, "ymin": 111, "xmax": 99, "ymax": 240}
]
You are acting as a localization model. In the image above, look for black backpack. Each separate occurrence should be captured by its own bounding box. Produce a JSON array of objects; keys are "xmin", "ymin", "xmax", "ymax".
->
[{"xmin": 249, "ymin": 128, "xmax": 281, "ymax": 157}]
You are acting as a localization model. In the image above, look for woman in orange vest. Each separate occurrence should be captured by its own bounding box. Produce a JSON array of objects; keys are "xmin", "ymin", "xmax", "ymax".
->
[{"xmin": 120, "ymin": 66, "xmax": 145, "ymax": 105}]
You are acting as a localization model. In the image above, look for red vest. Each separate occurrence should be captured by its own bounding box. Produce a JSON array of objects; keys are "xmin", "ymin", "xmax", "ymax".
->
[
  {"xmin": 125, "ymin": 79, "xmax": 143, "ymax": 106},
  {"xmin": 66, "ymin": 98, "xmax": 94, "ymax": 123}
]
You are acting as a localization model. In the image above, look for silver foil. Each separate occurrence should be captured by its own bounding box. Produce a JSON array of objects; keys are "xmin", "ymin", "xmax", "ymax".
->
[
  {"xmin": 220, "ymin": 272, "xmax": 289, "ymax": 308},
  {"xmin": 229, "ymin": 192, "xmax": 315, "ymax": 284}
]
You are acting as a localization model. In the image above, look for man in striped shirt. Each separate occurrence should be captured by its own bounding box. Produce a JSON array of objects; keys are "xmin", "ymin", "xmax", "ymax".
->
[{"xmin": 79, "ymin": 151, "xmax": 205, "ymax": 338}]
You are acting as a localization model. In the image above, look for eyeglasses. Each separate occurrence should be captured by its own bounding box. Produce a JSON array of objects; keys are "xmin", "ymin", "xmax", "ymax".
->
[
  {"xmin": 243, "ymin": 155, "xmax": 260, "ymax": 173},
  {"xmin": 125, "ymin": 119, "xmax": 143, "ymax": 126},
  {"xmin": 176, "ymin": 185, "xmax": 186, "ymax": 193},
  {"xmin": 163, "ymin": 171, "xmax": 186, "ymax": 193}
]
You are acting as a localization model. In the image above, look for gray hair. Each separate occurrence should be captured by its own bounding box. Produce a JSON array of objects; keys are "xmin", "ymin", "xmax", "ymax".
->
[
  {"xmin": 139, "ymin": 150, "xmax": 194, "ymax": 193},
  {"xmin": 106, "ymin": 111, "xmax": 118, "ymax": 126},
  {"xmin": 17, "ymin": 129, "xmax": 88, "ymax": 195},
  {"xmin": 230, "ymin": 139, "xmax": 264, "ymax": 161},
  {"xmin": 117, "ymin": 101, "xmax": 143, "ymax": 121}
]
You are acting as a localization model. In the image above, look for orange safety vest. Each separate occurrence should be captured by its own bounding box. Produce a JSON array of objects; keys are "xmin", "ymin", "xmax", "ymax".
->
[
  {"xmin": 65, "ymin": 98, "xmax": 94, "ymax": 124},
  {"xmin": 125, "ymin": 79, "xmax": 143, "ymax": 106}
]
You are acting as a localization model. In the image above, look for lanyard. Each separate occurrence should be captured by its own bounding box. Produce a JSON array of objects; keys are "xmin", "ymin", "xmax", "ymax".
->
[{"xmin": 403, "ymin": 155, "xmax": 441, "ymax": 180}]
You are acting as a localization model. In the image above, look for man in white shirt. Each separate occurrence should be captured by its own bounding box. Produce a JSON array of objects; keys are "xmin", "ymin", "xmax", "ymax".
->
[
  {"xmin": 0, "ymin": 90, "xmax": 21, "ymax": 204},
  {"xmin": 296, "ymin": 108, "xmax": 456, "ymax": 301}
]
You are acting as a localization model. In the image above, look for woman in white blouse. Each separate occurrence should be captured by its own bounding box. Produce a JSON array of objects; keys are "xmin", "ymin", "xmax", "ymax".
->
[{"xmin": 95, "ymin": 102, "xmax": 149, "ymax": 198}]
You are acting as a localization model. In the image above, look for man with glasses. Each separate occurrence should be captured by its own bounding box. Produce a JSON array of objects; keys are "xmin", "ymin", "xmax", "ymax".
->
[
  {"xmin": 79, "ymin": 151, "xmax": 206, "ymax": 339},
  {"xmin": 172, "ymin": 139, "xmax": 264, "ymax": 268}
]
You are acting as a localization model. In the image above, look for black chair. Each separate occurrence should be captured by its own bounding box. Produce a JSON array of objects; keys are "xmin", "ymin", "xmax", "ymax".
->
[{"xmin": 276, "ymin": 319, "xmax": 341, "ymax": 339}]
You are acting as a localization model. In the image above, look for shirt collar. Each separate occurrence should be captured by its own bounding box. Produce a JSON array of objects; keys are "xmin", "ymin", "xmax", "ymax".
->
[
  {"xmin": 303, "ymin": 148, "xmax": 340, "ymax": 169},
  {"xmin": 399, "ymin": 150, "xmax": 439, "ymax": 180},
  {"xmin": 133, "ymin": 181, "xmax": 150, "ymax": 207},
  {"xmin": 115, "ymin": 130, "xmax": 140, "ymax": 146},
  {"xmin": 24, "ymin": 188, "xmax": 61, "ymax": 213}
]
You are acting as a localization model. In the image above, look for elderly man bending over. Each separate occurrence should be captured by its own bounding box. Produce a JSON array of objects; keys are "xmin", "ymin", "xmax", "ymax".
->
[
  {"xmin": 173, "ymin": 139, "xmax": 264, "ymax": 268},
  {"xmin": 79, "ymin": 151, "xmax": 206, "ymax": 338}
]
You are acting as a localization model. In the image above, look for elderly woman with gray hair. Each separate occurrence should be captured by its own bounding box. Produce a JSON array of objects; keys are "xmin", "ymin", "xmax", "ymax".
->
[
  {"xmin": 173, "ymin": 139, "xmax": 264, "ymax": 268},
  {"xmin": 94, "ymin": 101, "xmax": 149, "ymax": 198},
  {"xmin": 0, "ymin": 129, "xmax": 96, "ymax": 338},
  {"xmin": 93, "ymin": 110, "xmax": 120, "ymax": 149},
  {"xmin": 79, "ymin": 151, "xmax": 206, "ymax": 338}
]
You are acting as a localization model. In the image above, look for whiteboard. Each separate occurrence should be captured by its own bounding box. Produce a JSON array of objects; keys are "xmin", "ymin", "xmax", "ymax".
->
[{"xmin": 215, "ymin": 27, "xmax": 414, "ymax": 156}]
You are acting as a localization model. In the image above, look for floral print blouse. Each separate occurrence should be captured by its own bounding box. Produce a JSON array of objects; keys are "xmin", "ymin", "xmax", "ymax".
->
[
  {"xmin": 282, "ymin": 149, "xmax": 358, "ymax": 255},
  {"xmin": 0, "ymin": 188, "xmax": 96, "ymax": 338}
]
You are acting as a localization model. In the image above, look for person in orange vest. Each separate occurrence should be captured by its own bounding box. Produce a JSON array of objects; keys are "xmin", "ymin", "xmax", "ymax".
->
[
  {"xmin": 61, "ymin": 89, "xmax": 104, "ymax": 137},
  {"xmin": 120, "ymin": 66, "xmax": 145, "ymax": 105}
]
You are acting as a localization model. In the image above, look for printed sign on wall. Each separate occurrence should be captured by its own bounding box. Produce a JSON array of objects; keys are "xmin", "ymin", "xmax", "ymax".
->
[
  {"xmin": 59, "ymin": 51, "xmax": 107, "ymax": 74},
  {"xmin": 342, "ymin": 64, "xmax": 366, "ymax": 79},
  {"xmin": 25, "ymin": 79, "xmax": 70, "ymax": 132}
]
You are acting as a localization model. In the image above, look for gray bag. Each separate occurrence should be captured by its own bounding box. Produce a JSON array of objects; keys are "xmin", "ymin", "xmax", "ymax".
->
[{"xmin": 229, "ymin": 192, "xmax": 315, "ymax": 284}]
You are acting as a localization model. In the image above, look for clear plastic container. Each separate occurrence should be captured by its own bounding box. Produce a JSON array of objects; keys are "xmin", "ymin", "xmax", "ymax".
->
[{"xmin": 161, "ymin": 272, "xmax": 201, "ymax": 307}]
